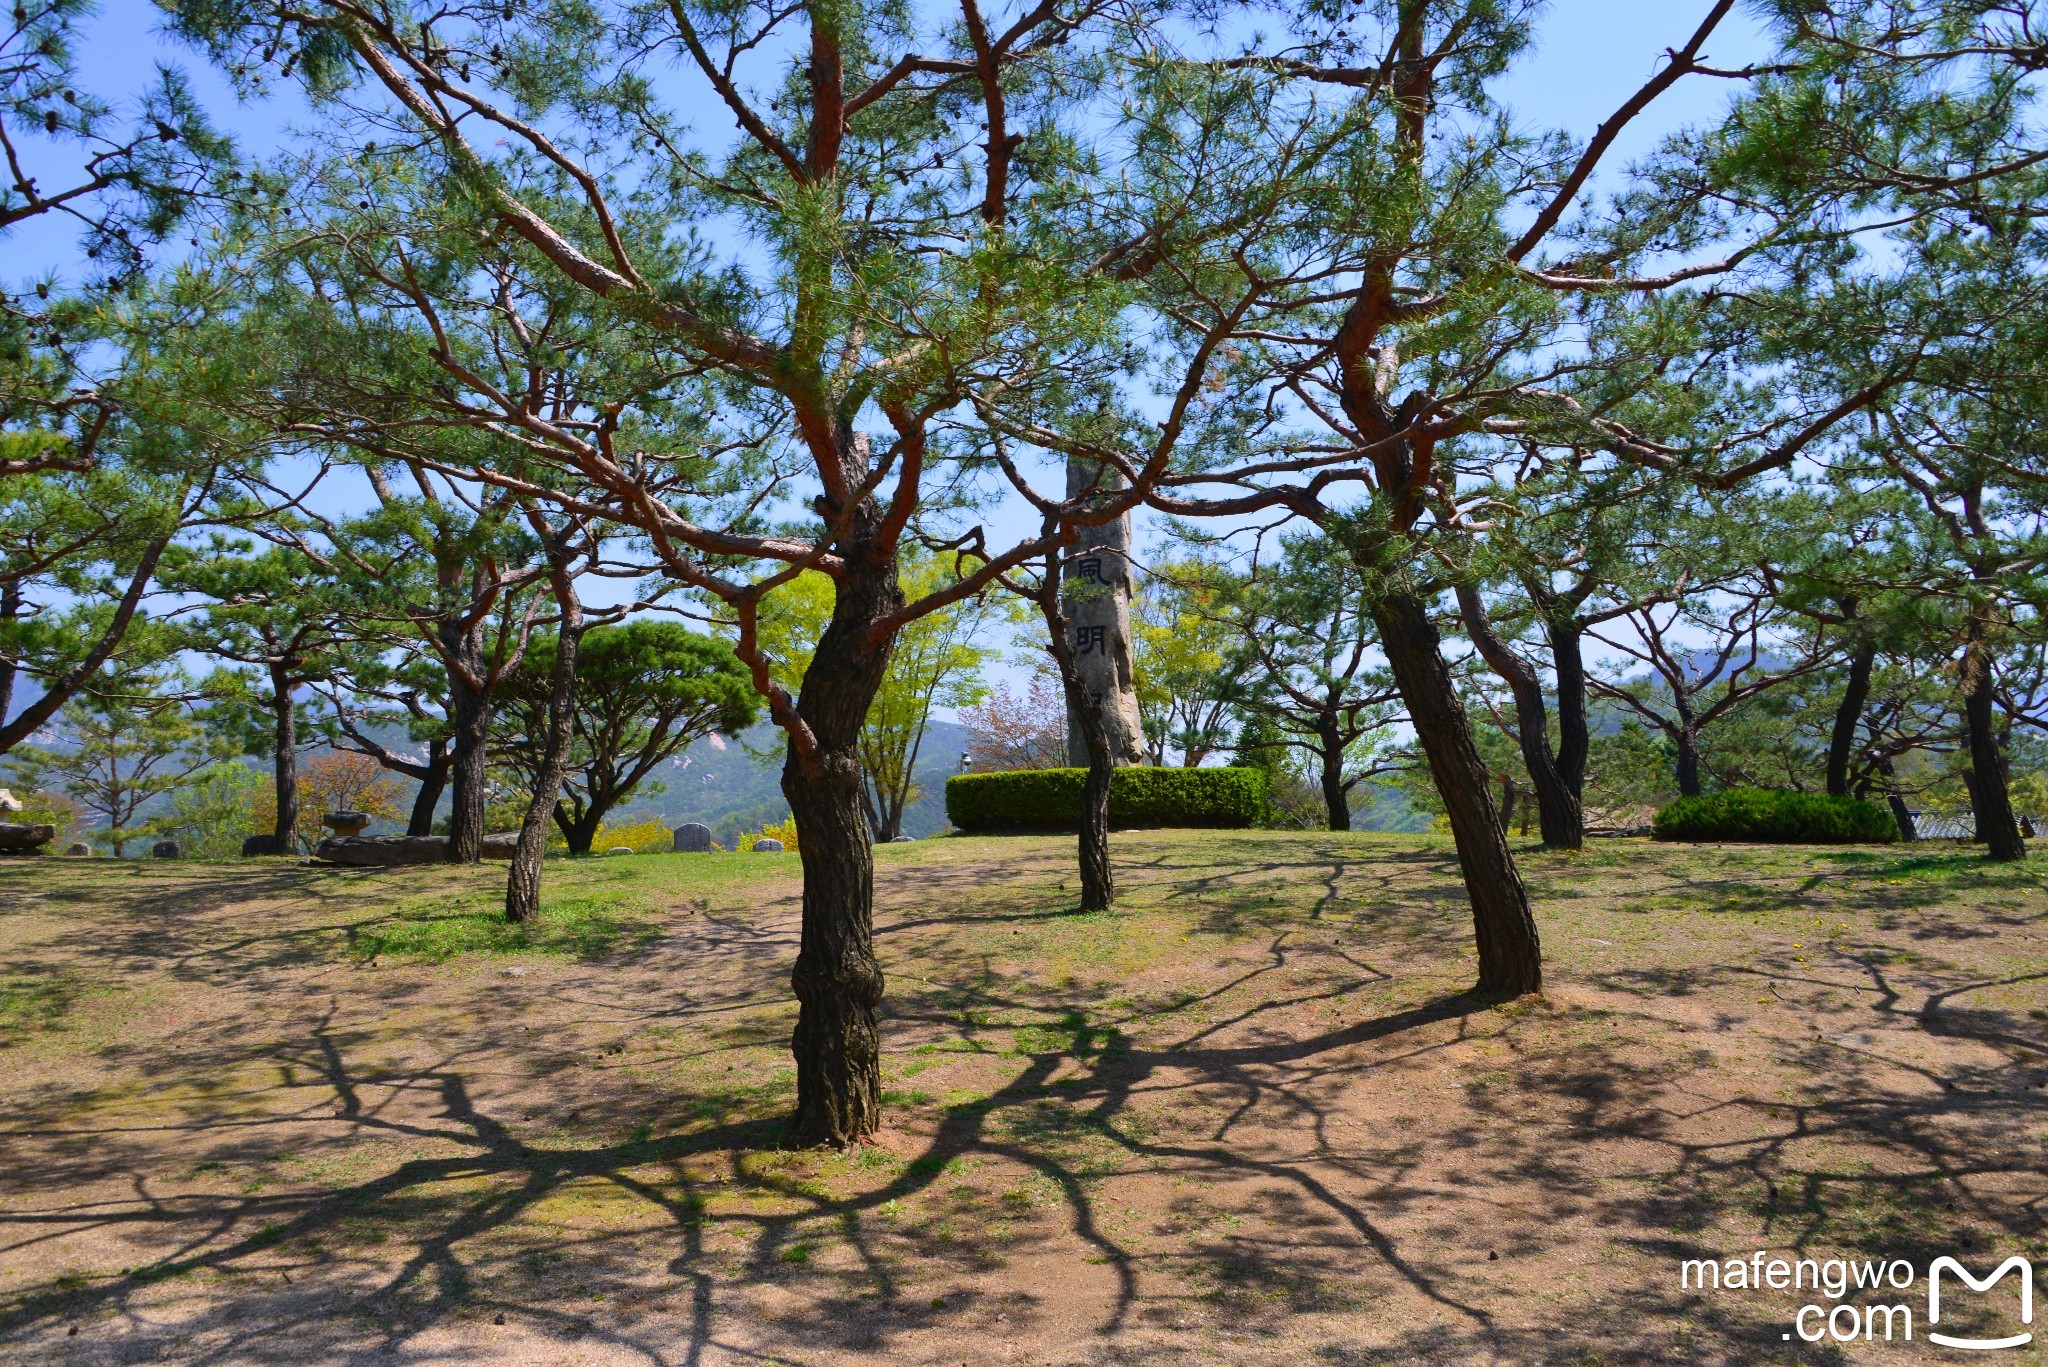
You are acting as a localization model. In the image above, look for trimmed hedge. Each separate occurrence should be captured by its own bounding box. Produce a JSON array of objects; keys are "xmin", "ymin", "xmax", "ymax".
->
[
  {"xmin": 1652, "ymin": 787, "xmax": 1898, "ymax": 844},
  {"xmin": 946, "ymin": 766, "xmax": 1268, "ymax": 832}
]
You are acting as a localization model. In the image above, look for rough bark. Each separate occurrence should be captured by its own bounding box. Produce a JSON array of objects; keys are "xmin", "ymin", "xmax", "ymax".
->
[
  {"xmin": 783, "ymin": 547, "xmax": 900, "ymax": 1148},
  {"xmin": 1456, "ymin": 585, "xmax": 1581, "ymax": 849},
  {"xmin": 1825, "ymin": 641, "xmax": 1876, "ymax": 798},
  {"xmin": 1962, "ymin": 628, "xmax": 2025, "ymax": 861},
  {"xmin": 1372, "ymin": 590, "xmax": 1542, "ymax": 995},
  {"xmin": 1550, "ymin": 619, "xmax": 1590, "ymax": 800},
  {"xmin": 1674, "ymin": 724, "xmax": 1703, "ymax": 799},
  {"xmin": 1042, "ymin": 586, "xmax": 1116, "ymax": 910},
  {"xmin": 1317, "ymin": 717, "xmax": 1352, "ymax": 832},
  {"xmin": 269, "ymin": 663, "xmax": 298, "ymax": 850},
  {"xmin": 506, "ymin": 583, "xmax": 582, "ymax": 923},
  {"xmin": 445, "ymin": 667, "xmax": 490, "ymax": 864},
  {"xmin": 0, "ymin": 580, "xmax": 20, "ymax": 725}
]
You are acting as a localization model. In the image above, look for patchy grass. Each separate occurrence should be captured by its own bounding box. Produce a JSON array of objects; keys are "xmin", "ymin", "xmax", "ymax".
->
[
  {"xmin": 0, "ymin": 969, "xmax": 84, "ymax": 1046},
  {"xmin": 0, "ymin": 833, "xmax": 2042, "ymax": 1365},
  {"xmin": 346, "ymin": 886, "xmax": 664, "ymax": 963}
]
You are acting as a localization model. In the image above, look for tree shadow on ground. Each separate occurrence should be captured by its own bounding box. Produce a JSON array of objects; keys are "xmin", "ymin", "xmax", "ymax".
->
[{"xmin": 1, "ymin": 835, "xmax": 2043, "ymax": 1364}]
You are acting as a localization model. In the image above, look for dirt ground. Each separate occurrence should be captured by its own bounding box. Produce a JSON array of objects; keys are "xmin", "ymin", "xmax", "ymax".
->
[{"xmin": 0, "ymin": 832, "xmax": 2043, "ymax": 1365}]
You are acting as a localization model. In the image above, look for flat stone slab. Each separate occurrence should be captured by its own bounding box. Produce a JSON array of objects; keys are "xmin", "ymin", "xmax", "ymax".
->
[
  {"xmin": 314, "ymin": 832, "xmax": 520, "ymax": 866},
  {"xmin": 673, "ymin": 822, "xmax": 713, "ymax": 853},
  {"xmin": 0, "ymin": 821, "xmax": 56, "ymax": 854}
]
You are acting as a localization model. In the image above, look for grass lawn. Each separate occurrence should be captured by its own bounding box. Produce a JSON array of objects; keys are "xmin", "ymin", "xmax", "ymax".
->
[{"xmin": 0, "ymin": 832, "xmax": 2043, "ymax": 1364}]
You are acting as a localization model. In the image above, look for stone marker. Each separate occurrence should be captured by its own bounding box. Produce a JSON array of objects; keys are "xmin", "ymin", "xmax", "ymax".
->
[
  {"xmin": 312, "ymin": 831, "xmax": 521, "ymax": 866},
  {"xmin": 752, "ymin": 837, "xmax": 784, "ymax": 853},
  {"xmin": 0, "ymin": 821, "xmax": 56, "ymax": 854},
  {"xmin": 891, "ymin": 835, "xmax": 916, "ymax": 842},
  {"xmin": 673, "ymin": 822, "xmax": 713, "ymax": 853},
  {"xmin": 321, "ymin": 810, "xmax": 372, "ymax": 840},
  {"xmin": 241, "ymin": 833, "xmax": 285, "ymax": 857},
  {"xmin": 151, "ymin": 840, "xmax": 181, "ymax": 859},
  {"xmin": 606, "ymin": 846, "xmax": 634, "ymax": 856},
  {"xmin": 63, "ymin": 841, "xmax": 91, "ymax": 857}
]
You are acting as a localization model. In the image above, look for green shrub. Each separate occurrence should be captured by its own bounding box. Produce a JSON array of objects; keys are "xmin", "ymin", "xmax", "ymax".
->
[
  {"xmin": 946, "ymin": 766, "xmax": 1267, "ymax": 832},
  {"xmin": 1652, "ymin": 787, "xmax": 1898, "ymax": 844}
]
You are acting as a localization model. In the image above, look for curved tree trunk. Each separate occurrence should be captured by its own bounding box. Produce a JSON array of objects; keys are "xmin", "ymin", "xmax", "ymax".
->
[
  {"xmin": 1826, "ymin": 641, "xmax": 1877, "ymax": 798},
  {"xmin": 506, "ymin": 591, "xmax": 582, "ymax": 924},
  {"xmin": 1877, "ymin": 757, "xmax": 1917, "ymax": 842},
  {"xmin": 1456, "ymin": 585, "xmax": 1580, "ymax": 849},
  {"xmin": 783, "ymin": 546, "xmax": 900, "ymax": 1149},
  {"xmin": 1373, "ymin": 590, "xmax": 1541, "ymax": 996},
  {"xmin": 406, "ymin": 741, "xmax": 448, "ymax": 837},
  {"xmin": 1962, "ymin": 626, "xmax": 2025, "ymax": 861},
  {"xmin": 270, "ymin": 664, "xmax": 299, "ymax": 849}
]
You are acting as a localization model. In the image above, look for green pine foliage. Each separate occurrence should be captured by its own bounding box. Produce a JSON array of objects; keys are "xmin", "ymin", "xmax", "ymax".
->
[
  {"xmin": 947, "ymin": 767, "xmax": 1267, "ymax": 833},
  {"xmin": 1652, "ymin": 788, "xmax": 1898, "ymax": 845}
]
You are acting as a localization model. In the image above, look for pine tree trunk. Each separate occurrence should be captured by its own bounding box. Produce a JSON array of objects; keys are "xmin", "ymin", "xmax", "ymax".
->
[
  {"xmin": 1041, "ymin": 580, "xmax": 1116, "ymax": 910},
  {"xmin": 1551, "ymin": 619, "xmax": 1589, "ymax": 800},
  {"xmin": 1674, "ymin": 727, "xmax": 1703, "ymax": 799},
  {"xmin": 407, "ymin": 742, "xmax": 447, "ymax": 837},
  {"xmin": 565, "ymin": 808, "xmax": 603, "ymax": 856},
  {"xmin": 1373, "ymin": 590, "xmax": 1542, "ymax": 995},
  {"xmin": 1319, "ymin": 718, "xmax": 1352, "ymax": 832},
  {"xmin": 1456, "ymin": 585, "xmax": 1580, "ymax": 849},
  {"xmin": 783, "ymin": 550, "xmax": 900, "ymax": 1148},
  {"xmin": 1826, "ymin": 642, "xmax": 1876, "ymax": 798},
  {"xmin": 506, "ymin": 612, "xmax": 582, "ymax": 924},
  {"xmin": 270, "ymin": 664, "xmax": 298, "ymax": 849},
  {"xmin": 445, "ymin": 675, "xmax": 489, "ymax": 864},
  {"xmin": 1962, "ymin": 627, "xmax": 2025, "ymax": 861},
  {"xmin": 0, "ymin": 580, "xmax": 21, "ymax": 725},
  {"xmin": 1878, "ymin": 758, "xmax": 1917, "ymax": 841}
]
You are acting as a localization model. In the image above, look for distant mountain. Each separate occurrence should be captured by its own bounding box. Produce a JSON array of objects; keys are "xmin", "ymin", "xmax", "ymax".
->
[{"xmin": 599, "ymin": 719, "xmax": 971, "ymax": 846}]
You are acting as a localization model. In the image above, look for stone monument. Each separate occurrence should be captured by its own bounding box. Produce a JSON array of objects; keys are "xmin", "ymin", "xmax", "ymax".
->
[
  {"xmin": 673, "ymin": 822, "xmax": 713, "ymax": 853},
  {"xmin": 312, "ymin": 831, "xmax": 521, "ymax": 866},
  {"xmin": 0, "ymin": 822, "xmax": 56, "ymax": 855},
  {"xmin": 1063, "ymin": 456, "xmax": 1147, "ymax": 766},
  {"xmin": 321, "ymin": 810, "xmax": 372, "ymax": 840}
]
